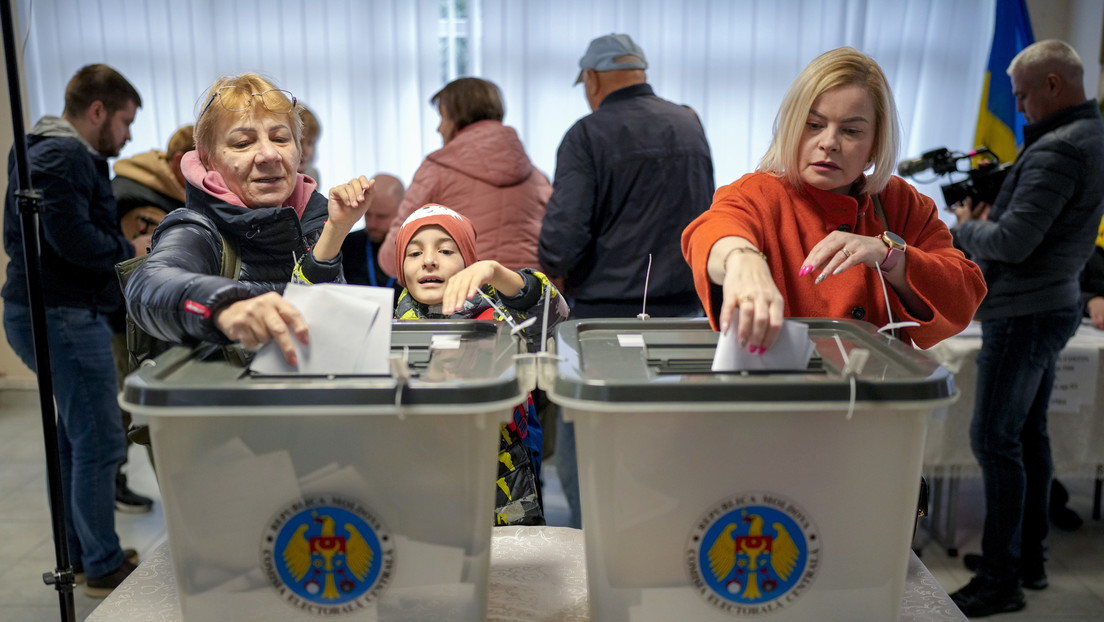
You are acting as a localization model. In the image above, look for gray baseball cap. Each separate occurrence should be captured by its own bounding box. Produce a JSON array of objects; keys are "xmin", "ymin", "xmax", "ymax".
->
[{"xmin": 574, "ymin": 34, "xmax": 648, "ymax": 85}]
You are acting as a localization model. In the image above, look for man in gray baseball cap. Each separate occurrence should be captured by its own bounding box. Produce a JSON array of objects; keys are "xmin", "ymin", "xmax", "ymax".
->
[
  {"xmin": 539, "ymin": 33, "xmax": 714, "ymax": 528},
  {"xmin": 573, "ymin": 33, "xmax": 648, "ymax": 84}
]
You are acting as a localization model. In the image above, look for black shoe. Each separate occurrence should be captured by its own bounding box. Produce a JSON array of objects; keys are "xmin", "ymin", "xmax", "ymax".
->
[
  {"xmin": 1050, "ymin": 505, "xmax": 1083, "ymax": 531},
  {"xmin": 964, "ymin": 552, "xmax": 1048, "ymax": 591},
  {"xmin": 73, "ymin": 547, "xmax": 138, "ymax": 585},
  {"xmin": 84, "ymin": 557, "xmax": 139, "ymax": 598},
  {"xmin": 115, "ymin": 473, "xmax": 154, "ymax": 514},
  {"xmin": 1020, "ymin": 567, "xmax": 1048, "ymax": 590},
  {"xmin": 1049, "ymin": 479, "xmax": 1082, "ymax": 531},
  {"xmin": 951, "ymin": 576, "xmax": 1026, "ymax": 617}
]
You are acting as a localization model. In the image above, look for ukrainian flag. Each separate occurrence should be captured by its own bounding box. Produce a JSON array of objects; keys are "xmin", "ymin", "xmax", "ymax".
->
[{"xmin": 974, "ymin": 0, "xmax": 1034, "ymax": 164}]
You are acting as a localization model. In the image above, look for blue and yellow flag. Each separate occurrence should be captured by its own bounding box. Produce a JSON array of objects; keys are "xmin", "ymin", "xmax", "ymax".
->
[{"xmin": 974, "ymin": 0, "xmax": 1034, "ymax": 164}]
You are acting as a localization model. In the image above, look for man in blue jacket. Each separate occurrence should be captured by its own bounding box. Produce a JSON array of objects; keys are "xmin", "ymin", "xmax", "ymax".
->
[
  {"xmin": 537, "ymin": 34, "xmax": 714, "ymax": 528},
  {"xmin": 951, "ymin": 40, "xmax": 1104, "ymax": 617},
  {"xmin": 2, "ymin": 64, "xmax": 146, "ymax": 597}
]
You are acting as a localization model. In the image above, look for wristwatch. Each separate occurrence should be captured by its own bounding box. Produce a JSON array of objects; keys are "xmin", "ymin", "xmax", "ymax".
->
[{"xmin": 878, "ymin": 231, "xmax": 906, "ymax": 272}]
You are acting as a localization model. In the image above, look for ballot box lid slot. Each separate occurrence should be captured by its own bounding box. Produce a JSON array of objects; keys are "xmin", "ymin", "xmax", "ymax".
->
[
  {"xmin": 121, "ymin": 320, "xmax": 525, "ymax": 409},
  {"xmin": 548, "ymin": 318, "xmax": 955, "ymax": 404},
  {"xmin": 646, "ymin": 352, "xmax": 829, "ymax": 375}
]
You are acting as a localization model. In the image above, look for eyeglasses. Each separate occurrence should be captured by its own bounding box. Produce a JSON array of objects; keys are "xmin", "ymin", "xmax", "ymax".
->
[{"xmin": 200, "ymin": 86, "xmax": 297, "ymax": 118}]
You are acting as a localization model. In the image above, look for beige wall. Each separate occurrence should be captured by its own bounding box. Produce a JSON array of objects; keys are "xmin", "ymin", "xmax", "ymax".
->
[
  {"xmin": 1026, "ymin": 0, "xmax": 1104, "ymax": 100},
  {"xmin": 1029, "ymin": 0, "xmax": 1074, "ymax": 41},
  {"xmin": 0, "ymin": 5, "xmax": 34, "ymax": 384}
]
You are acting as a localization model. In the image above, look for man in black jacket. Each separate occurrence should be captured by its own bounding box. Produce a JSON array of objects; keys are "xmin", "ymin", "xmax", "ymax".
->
[
  {"xmin": 2, "ymin": 64, "xmax": 145, "ymax": 597},
  {"xmin": 951, "ymin": 40, "xmax": 1104, "ymax": 617},
  {"xmin": 537, "ymin": 34, "xmax": 714, "ymax": 528}
]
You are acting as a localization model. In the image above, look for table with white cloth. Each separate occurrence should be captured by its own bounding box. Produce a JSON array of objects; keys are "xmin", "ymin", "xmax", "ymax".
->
[
  {"xmin": 88, "ymin": 526, "xmax": 965, "ymax": 621},
  {"xmin": 921, "ymin": 320, "xmax": 1104, "ymax": 554}
]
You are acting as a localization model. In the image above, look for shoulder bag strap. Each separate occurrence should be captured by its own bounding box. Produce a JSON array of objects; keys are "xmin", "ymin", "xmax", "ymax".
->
[
  {"xmin": 219, "ymin": 232, "xmax": 241, "ymax": 280},
  {"xmin": 872, "ymin": 193, "xmax": 890, "ymax": 232},
  {"xmin": 216, "ymin": 232, "xmax": 249, "ymax": 366}
]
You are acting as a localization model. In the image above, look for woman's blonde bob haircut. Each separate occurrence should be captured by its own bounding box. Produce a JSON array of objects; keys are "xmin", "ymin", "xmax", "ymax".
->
[
  {"xmin": 759, "ymin": 47, "xmax": 900, "ymax": 195},
  {"xmin": 194, "ymin": 73, "xmax": 302, "ymax": 165}
]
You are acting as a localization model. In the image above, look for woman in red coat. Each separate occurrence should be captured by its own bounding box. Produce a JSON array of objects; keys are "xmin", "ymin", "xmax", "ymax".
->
[{"xmin": 682, "ymin": 47, "xmax": 986, "ymax": 350}]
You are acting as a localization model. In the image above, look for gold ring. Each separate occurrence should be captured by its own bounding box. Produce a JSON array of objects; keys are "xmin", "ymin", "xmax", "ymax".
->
[
  {"xmin": 841, "ymin": 248, "xmax": 853, "ymax": 258},
  {"xmin": 738, "ymin": 295, "xmax": 754, "ymax": 304}
]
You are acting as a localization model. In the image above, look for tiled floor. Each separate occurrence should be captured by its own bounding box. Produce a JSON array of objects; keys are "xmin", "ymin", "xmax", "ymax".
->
[
  {"xmin": 915, "ymin": 476, "xmax": 1104, "ymax": 620},
  {"xmin": 0, "ymin": 387, "xmax": 166, "ymax": 621},
  {"xmin": 1, "ymin": 386, "xmax": 1102, "ymax": 620}
]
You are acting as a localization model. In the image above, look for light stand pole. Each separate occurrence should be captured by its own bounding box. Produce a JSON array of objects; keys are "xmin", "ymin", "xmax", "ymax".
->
[{"xmin": 0, "ymin": 1, "xmax": 77, "ymax": 620}]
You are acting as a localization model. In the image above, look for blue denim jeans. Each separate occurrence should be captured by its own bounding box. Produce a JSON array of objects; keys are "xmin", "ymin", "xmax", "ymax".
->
[
  {"xmin": 970, "ymin": 305, "xmax": 1081, "ymax": 583},
  {"xmin": 4, "ymin": 304, "xmax": 126, "ymax": 578}
]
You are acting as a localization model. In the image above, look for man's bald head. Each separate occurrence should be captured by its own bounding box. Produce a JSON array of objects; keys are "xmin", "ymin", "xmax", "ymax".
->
[{"xmin": 366, "ymin": 173, "xmax": 404, "ymax": 243}]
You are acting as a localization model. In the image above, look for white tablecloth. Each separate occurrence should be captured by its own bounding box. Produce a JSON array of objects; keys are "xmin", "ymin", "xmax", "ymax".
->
[
  {"xmin": 923, "ymin": 321, "xmax": 1104, "ymax": 477},
  {"xmin": 88, "ymin": 526, "xmax": 964, "ymax": 621}
]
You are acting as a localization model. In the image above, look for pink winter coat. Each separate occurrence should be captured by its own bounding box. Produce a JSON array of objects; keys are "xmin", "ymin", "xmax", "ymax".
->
[{"xmin": 379, "ymin": 120, "xmax": 551, "ymax": 276}]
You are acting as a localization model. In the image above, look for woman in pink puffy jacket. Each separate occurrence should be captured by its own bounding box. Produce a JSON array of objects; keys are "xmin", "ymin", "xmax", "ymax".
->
[{"xmin": 378, "ymin": 78, "xmax": 551, "ymax": 276}]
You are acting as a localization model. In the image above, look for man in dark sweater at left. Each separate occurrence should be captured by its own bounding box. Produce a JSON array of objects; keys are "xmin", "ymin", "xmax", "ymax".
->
[{"xmin": 3, "ymin": 63, "xmax": 146, "ymax": 597}]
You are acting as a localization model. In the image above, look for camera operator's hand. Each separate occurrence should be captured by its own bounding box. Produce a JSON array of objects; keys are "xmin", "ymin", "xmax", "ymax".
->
[
  {"xmin": 954, "ymin": 197, "xmax": 990, "ymax": 226},
  {"xmin": 1088, "ymin": 296, "xmax": 1104, "ymax": 330}
]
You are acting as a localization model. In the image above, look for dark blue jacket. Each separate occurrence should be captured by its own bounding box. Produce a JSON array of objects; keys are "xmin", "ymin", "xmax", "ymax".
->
[
  {"xmin": 957, "ymin": 99, "xmax": 1104, "ymax": 320},
  {"xmin": 3, "ymin": 117, "xmax": 135, "ymax": 313},
  {"xmin": 538, "ymin": 83, "xmax": 714, "ymax": 315},
  {"xmin": 341, "ymin": 228, "xmax": 402, "ymax": 302},
  {"xmin": 124, "ymin": 182, "xmax": 341, "ymax": 345}
]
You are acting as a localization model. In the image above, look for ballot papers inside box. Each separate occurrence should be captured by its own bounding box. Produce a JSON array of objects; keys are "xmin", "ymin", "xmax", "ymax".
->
[
  {"xmin": 121, "ymin": 320, "xmax": 526, "ymax": 621},
  {"xmin": 543, "ymin": 318, "xmax": 957, "ymax": 622}
]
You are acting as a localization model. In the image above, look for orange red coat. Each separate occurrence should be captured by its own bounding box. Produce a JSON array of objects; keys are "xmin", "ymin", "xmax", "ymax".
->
[{"xmin": 681, "ymin": 173, "xmax": 987, "ymax": 348}]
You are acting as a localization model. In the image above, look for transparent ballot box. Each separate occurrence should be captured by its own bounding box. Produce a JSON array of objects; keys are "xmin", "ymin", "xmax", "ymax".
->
[
  {"xmin": 544, "ymin": 318, "xmax": 956, "ymax": 622},
  {"xmin": 121, "ymin": 321, "xmax": 525, "ymax": 621}
]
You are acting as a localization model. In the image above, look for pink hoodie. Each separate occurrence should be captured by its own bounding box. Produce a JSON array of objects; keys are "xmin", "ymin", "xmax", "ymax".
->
[
  {"xmin": 180, "ymin": 151, "xmax": 317, "ymax": 219},
  {"xmin": 378, "ymin": 120, "xmax": 551, "ymax": 276}
]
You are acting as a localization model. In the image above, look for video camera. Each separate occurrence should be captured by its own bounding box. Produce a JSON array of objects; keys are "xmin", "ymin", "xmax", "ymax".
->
[{"xmin": 897, "ymin": 147, "xmax": 1011, "ymax": 208}]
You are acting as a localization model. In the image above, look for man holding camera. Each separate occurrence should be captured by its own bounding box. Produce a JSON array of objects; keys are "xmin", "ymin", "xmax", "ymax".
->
[{"xmin": 950, "ymin": 39, "xmax": 1104, "ymax": 617}]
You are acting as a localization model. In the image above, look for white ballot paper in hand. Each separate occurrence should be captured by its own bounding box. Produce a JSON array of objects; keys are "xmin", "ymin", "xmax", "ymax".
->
[
  {"xmin": 712, "ymin": 318, "xmax": 816, "ymax": 372},
  {"xmin": 250, "ymin": 283, "xmax": 394, "ymax": 375}
]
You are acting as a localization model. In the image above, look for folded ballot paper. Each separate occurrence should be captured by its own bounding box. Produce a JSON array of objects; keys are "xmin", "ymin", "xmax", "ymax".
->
[
  {"xmin": 712, "ymin": 318, "xmax": 816, "ymax": 372},
  {"xmin": 250, "ymin": 283, "xmax": 394, "ymax": 375}
]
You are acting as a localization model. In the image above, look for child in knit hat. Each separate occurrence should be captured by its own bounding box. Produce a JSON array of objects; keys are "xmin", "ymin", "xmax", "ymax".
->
[{"xmin": 394, "ymin": 204, "xmax": 569, "ymax": 526}]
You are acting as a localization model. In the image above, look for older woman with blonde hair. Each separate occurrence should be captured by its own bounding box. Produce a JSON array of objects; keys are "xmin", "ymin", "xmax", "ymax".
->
[
  {"xmin": 125, "ymin": 73, "xmax": 374, "ymax": 364},
  {"xmin": 682, "ymin": 47, "xmax": 986, "ymax": 350}
]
